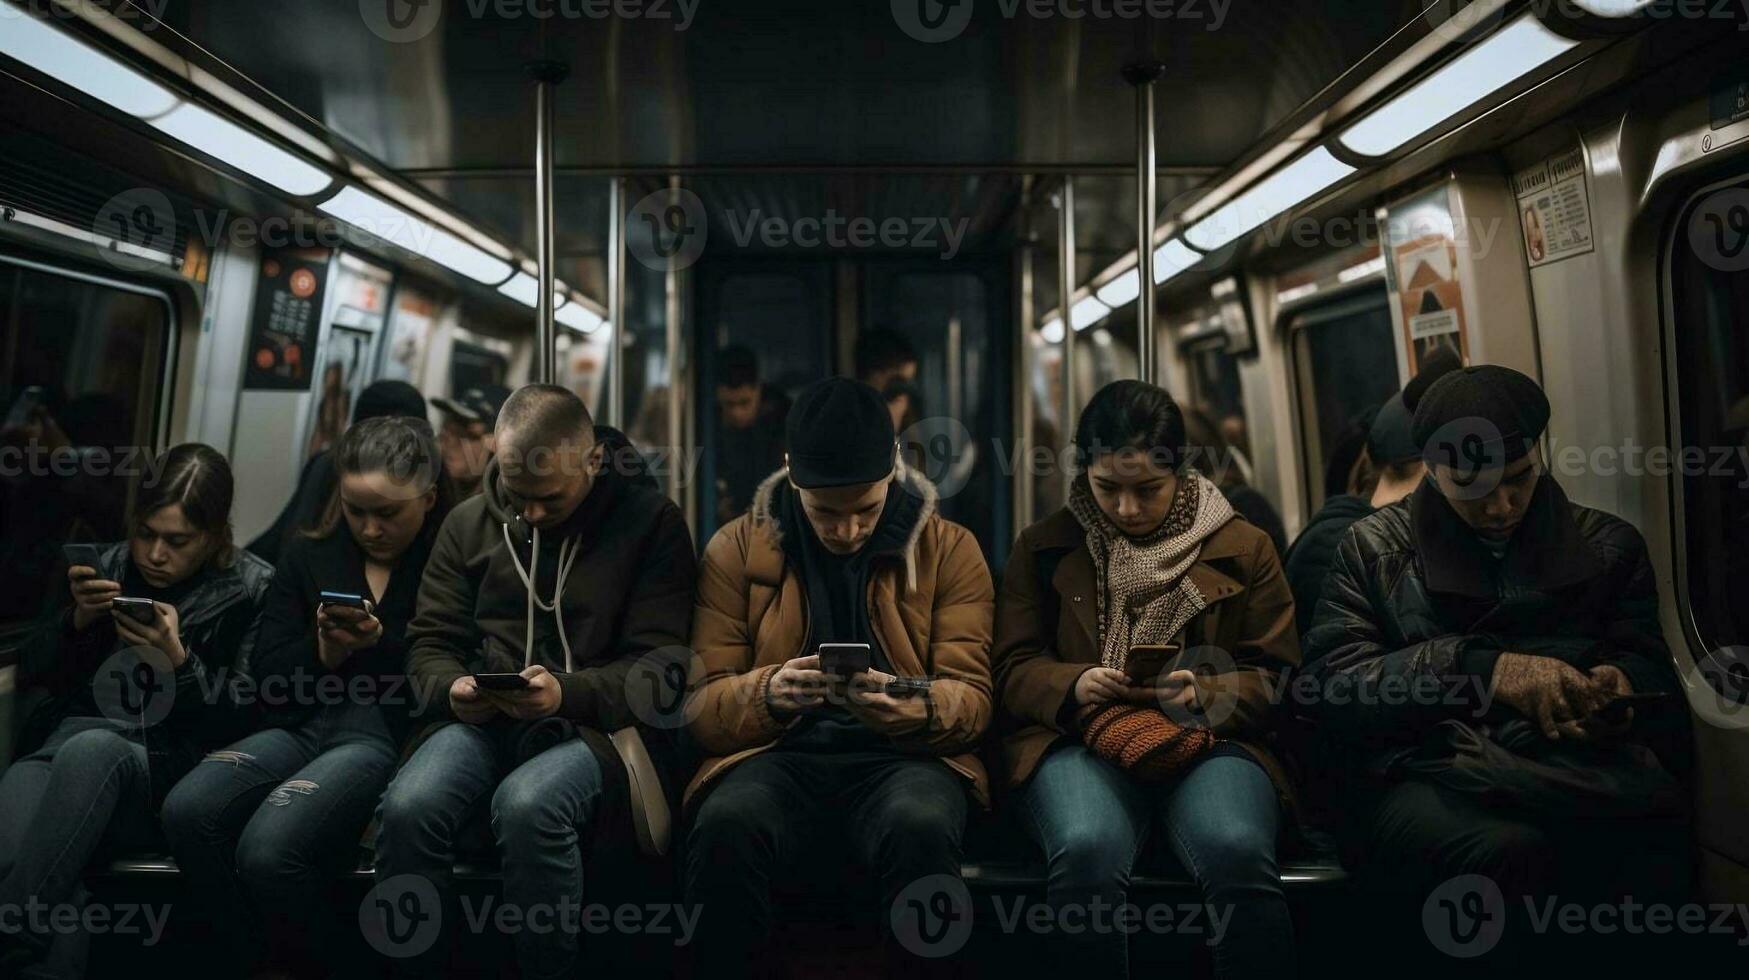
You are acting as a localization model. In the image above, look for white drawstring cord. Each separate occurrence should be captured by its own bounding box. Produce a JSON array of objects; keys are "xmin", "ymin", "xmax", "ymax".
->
[{"xmin": 502, "ymin": 523, "xmax": 582, "ymax": 672}]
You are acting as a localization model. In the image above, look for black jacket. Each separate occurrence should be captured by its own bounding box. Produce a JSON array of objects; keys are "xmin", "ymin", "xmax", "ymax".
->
[
  {"xmin": 1300, "ymin": 478, "xmax": 1688, "ymax": 778},
  {"xmin": 249, "ymin": 524, "xmax": 434, "ymax": 746},
  {"xmin": 1221, "ymin": 484, "xmax": 1288, "ymax": 560},
  {"xmin": 1283, "ymin": 493, "xmax": 1375, "ymax": 635},
  {"xmin": 20, "ymin": 542, "xmax": 274, "ymax": 807}
]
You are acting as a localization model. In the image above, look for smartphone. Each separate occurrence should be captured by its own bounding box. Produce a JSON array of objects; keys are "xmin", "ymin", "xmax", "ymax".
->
[
  {"xmin": 1124, "ymin": 643, "xmax": 1182, "ymax": 683},
  {"xmin": 111, "ymin": 596, "xmax": 158, "ymax": 626},
  {"xmin": 62, "ymin": 543, "xmax": 104, "ymax": 573},
  {"xmin": 472, "ymin": 672, "xmax": 532, "ymax": 692},
  {"xmin": 819, "ymin": 643, "xmax": 872, "ymax": 679},
  {"xmin": 318, "ymin": 591, "xmax": 370, "ymax": 611},
  {"xmin": 883, "ymin": 677, "xmax": 933, "ymax": 697},
  {"xmin": 1595, "ymin": 691, "xmax": 1669, "ymax": 722}
]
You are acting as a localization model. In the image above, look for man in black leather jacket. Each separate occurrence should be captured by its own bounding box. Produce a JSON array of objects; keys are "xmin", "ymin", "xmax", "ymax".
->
[{"xmin": 1301, "ymin": 366, "xmax": 1689, "ymax": 913}]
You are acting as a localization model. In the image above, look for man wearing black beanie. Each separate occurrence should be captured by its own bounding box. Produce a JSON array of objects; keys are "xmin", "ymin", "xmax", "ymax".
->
[
  {"xmin": 1300, "ymin": 364, "xmax": 1689, "ymax": 950},
  {"xmin": 684, "ymin": 377, "xmax": 994, "ymax": 978}
]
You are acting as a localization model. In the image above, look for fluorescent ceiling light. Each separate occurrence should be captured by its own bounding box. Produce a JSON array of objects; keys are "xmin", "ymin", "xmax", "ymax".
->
[
  {"xmin": 1095, "ymin": 270, "xmax": 1141, "ymax": 308},
  {"xmin": 1070, "ymin": 295, "xmax": 1110, "ymax": 332},
  {"xmin": 1040, "ymin": 318, "xmax": 1066, "ymax": 345},
  {"xmin": 1184, "ymin": 147, "xmax": 1355, "ymax": 253},
  {"xmin": 498, "ymin": 272, "xmax": 568, "ymax": 308},
  {"xmin": 0, "ymin": 11, "xmax": 178, "ymax": 118},
  {"xmin": 1155, "ymin": 239, "xmax": 1203, "ymax": 284},
  {"xmin": 1338, "ymin": 14, "xmax": 1580, "ymax": 158},
  {"xmin": 319, "ymin": 187, "xmax": 513, "ymax": 285},
  {"xmin": 1338, "ymin": 256, "xmax": 1388, "ymax": 283},
  {"xmin": 1572, "ymin": 0, "xmax": 1655, "ymax": 13},
  {"xmin": 556, "ymin": 303, "xmax": 604, "ymax": 333},
  {"xmin": 149, "ymin": 102, "xmax": 332, "ymax": 197}
]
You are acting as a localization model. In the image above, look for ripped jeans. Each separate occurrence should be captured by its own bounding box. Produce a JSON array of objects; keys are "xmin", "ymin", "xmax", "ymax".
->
[{"xmin": 161, "ymin": 700, "xmax": 398, "ymax": 975}]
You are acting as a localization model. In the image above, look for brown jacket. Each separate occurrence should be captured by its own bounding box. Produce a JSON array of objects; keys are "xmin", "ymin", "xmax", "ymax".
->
[
  {"xmin": 685, "ymin": 466, "xmax": 996, "ymax": 809},
  {"xmin": 992, "ymin": 507, "xmax": 1301, "ymax": 813}
]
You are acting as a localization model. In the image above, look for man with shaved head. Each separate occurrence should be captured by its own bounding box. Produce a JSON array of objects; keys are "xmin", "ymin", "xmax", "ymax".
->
[{"xmin": 374, "ymin": 384, "xmax": 697, "ymax": 978}]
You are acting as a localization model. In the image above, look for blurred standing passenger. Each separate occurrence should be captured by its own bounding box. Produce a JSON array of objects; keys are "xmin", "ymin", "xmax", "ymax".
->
[
  {"xmin": 1181, "ymin": 404, "xmax": 1288, "ymax": 557},
  {"xmin": 713, "ymin": 346, "xmax": 786, "ymax": 524},
  {"xmin": 854, "ymin": 328, "xmax": 921, "ymax": 434},
  {"xmin": 432, "ymin": 383, "xmax": 510, "ymax": 501}
]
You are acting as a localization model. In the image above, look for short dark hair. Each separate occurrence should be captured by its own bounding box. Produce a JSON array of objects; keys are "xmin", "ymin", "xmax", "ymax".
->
[
  {"xmin": 1073, "ymin": 381, "xmax": 1186, "ymax": 473},
  {"xmin": 307, "ymin": 416, "xmax": 452, "ymax": 539},
  {"xmin": 853, "ymin": 329, "xmax": 917, "ymax": 381},
  {"xmin": 717, "ymin": 346, "xmax": 759, "ymax": 389},
  {"xmin": 496, "ymin": 384, "xmax": 594, "ymax": 452},
  {"xmin": 134, "ymin": 443, "xmax": 236, "ymax": 568}
]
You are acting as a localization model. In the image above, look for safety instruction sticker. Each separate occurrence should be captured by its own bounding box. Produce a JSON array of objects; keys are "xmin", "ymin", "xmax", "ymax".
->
[{"xmin": 1512, "ymin": 147, "xmax": 1594, "ymax": 267}]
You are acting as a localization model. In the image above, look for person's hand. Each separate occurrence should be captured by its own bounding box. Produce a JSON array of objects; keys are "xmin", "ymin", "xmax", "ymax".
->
[
  {"xmin": 316, "ymin": 603, "xmax": 383, "ymax": 670},
  {"xmin": 1581, "ymin": 664, "xmax": 1637, "ymax": 739},
  {"xmin": 1491, "ymin": 652, "xmax": 1611, "ymax": 741},
  {"xmin": 448, "ymin": 675, "xmax": 500, "ymax": 725},
  {"xmin": 1074, "ymin": 667, "xmax": 1131, "ymax": 706},
  {"xmin": 766, "ymin": 654, "xmax": 829, "ymax": 719},
  {"xmin": 112, "ymin": 601, "xmax": 187, "ymax": 669},
  {"xmin": 843, "ymin": 669, "xmax": 928, "ymax": 734},
  {"xmin": 1127, "ymin": 669, "xmax": 1199, "ymax": 713},
  {"xmin": 478, "ymin": 664, "xmax": 564, "ymax": 720},
  {"xmin": 68, "ymin": 565, "xmax": 121, "ymax": 632}
]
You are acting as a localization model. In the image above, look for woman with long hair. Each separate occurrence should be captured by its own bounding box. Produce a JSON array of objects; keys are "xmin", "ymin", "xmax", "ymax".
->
[
  {"xmin": 1, "ymin": 443, "xmax": 272, "ymax": 977},
  {"xmin": 993, "ymin": 380, "xmax": 1302, "ymax": 979},
  {"xmin": 162, "ymin": 416, "xmax": 450, "ymax": 977}
]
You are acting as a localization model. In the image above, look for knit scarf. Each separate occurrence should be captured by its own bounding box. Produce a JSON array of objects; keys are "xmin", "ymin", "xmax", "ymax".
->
[{"xmin": 1067, "ymin": 471, "xmax": 1236, "ymax": 669}]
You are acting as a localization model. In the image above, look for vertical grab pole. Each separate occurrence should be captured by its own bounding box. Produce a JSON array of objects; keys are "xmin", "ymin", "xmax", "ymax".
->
[
  {"xmin": 1056, "ymin": 177, "xmax": 1077, "ymax": 503},
  {"xmin": 1125, "ymin": 61, "xmax": 1165, "ymax": 387},
  {"xmin": 664, "ymin": 174, "xmax": 684, "ymax": 506},
  {"xmin": 528, "ymin": 61, "xmax": 569, "ymax": 384},
  {"xmin": 608, "ymin": 176, "xmax": 627, "ymax": 430}
]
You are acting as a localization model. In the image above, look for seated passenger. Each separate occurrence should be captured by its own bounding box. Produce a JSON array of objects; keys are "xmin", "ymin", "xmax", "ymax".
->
[
  {"xmin": 372, "ymin": 384, "xmax": 697, "ymax": 978},
  {"xmin": 248, "ymin": 380, "xmax": 427, "ymax": 563},
  {"xmin": 993, "ymin": 380, "xmax": 1299, "ymax": 979},
  {"xmin": 1182, "ymin": 403, "xmax": 1288, "ymax": 557},
  {"xmin": 431, "ymin": 382, "xmax": 509, "ymax": 501},
  {"xmin": 684, "ymin": 378, "xmax": 993, "ymax": 978},
  {"xmin": 1284, "ymin": 347, "xmax": 1460, "ymax": 633},
  {"xmin": 0, "ymin": 444, "xmax": 272, "ymax": 978},
  {"xmin": 713, "ymin": 345, "xmax": 786, "ymax": 524},
  {"xmin": 162, "ymin": 417, "xmax": 450, "ymax": 976},
  {"xmin": 1301, "ymin": 366, "xmax": 1689, "ymax": 910}
]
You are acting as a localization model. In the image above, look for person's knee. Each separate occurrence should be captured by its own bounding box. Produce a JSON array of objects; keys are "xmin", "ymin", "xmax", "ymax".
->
[
  {"xmin": 1047, "ymin": 820, "xmax": 1135, "ymax": 894},
  {"xmin": 378, "ymin": 773, "xmax": 452, "ymax": 851},
  {"xmin": 1178, "ymin": 819, "xmax": 1279, "ymax": 898},
  {"xmin": 1463, "ymin": 822, "xmax": 1554, "ymax": 894},
  {"xmin": 55, "ymin": 729, "xmax": 136, "ymax": 771},
  {"xmin": 235, "ymin": 827, "xmax": 305, "ymax": 895},
  {"xmin": 688, "ymin": 787, "xmax": 778, "ymax": 872},
  {"xmin": 870, "ymin": 794, "xmax": 961, "ymax": 861},
  {"xmin": 159, "ymin": 775, "xmax": 221, "ymax": 849}
]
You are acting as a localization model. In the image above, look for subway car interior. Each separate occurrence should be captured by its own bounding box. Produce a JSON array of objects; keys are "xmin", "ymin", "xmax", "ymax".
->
[{"xmin": 2, "ymin": 0, "xmax": 1749, "ymax": 976}]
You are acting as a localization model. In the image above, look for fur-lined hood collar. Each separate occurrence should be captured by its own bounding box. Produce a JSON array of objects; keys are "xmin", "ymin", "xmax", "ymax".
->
[{"xmin": 746, "ymin": 462, "xmax": 941, "ymax": 591}]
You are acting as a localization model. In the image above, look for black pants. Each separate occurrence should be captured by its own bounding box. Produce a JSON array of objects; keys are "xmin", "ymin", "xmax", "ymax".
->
[{"xmin": 684, "ymin": 749, "xmax": 969, "ymax": 977}]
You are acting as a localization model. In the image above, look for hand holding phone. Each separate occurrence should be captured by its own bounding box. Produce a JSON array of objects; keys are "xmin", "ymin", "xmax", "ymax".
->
[
  {"xmin": 819, "ymin": 643, "xmax": 873, "ymax": 680},
  {"xmin": 1123, "ymin": 643, "xmax": 1182, "ymax": 683},
  {"xmin": 472, "ymin": 672, "xmax": 533, "ymax": 691},
  {"xmin": 66, "ymin": 555, "xmax": 121, "ymax": 631},
  {"xmin": 111, "ymin": 596, "xmax": 159, "ymax": 626}
]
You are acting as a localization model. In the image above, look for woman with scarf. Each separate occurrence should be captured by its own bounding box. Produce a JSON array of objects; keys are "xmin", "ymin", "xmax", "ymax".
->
[{"xmin": 992, "ymin": 380, "xmax": 1302, "ymax": 979}]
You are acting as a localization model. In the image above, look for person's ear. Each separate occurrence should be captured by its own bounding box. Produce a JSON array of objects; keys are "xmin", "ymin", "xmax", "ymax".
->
[{"xmin": 419, "ymin": 487, "xmax": 437, "ymax": 513}]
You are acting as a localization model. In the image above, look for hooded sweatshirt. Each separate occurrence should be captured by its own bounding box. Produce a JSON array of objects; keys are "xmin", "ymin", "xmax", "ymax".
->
[{"xmin": 403, "ymin": 427, "xmax": 698, "ymax": 735}]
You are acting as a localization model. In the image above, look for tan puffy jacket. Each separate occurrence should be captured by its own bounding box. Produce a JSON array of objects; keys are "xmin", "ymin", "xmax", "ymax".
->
[{"xmin": 684, "ymin": 467, "xmax": 996, "ymax": 808}]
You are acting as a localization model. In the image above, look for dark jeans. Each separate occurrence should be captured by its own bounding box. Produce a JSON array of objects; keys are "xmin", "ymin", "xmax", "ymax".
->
[
  {"xmin": 684, "ymin": 749, "xmax": 971, "ymax": 978},
  {"xmin": 0, "ymin": 716, "xmax": 161, "ymax": 979},
  {"xmin": 372, "ymin": 721, "xmax": 605, "ymax": 980},
  {"xmin": 1017, "ymin": 745, "xmax": 1292, "ymax": 980},
  {"xmin": 160, "ymin": 701, "xmax": 398, "ymax": 975}
]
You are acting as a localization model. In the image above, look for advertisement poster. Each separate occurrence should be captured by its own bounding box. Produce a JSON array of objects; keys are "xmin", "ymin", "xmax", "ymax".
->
[
  {"xmin": 243, "ymin": 248, "xmax": 330, "ymax": 390},
  {"xmin": 381, "ymin": 289, "xmax": 437, "ymax": 386},
  {"xmin": 1512, "ymin": 146, "xmax": 1594, "ymax": 267},
  {"xmin": 1386, "ymin": 187, "xmax": 1468, "ymax": 373}
]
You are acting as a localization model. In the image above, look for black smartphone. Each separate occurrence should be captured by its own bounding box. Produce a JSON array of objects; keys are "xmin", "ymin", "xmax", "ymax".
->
[
  {"xmin": 1595, "ymin": 691, "xmax": 1669, "ymax": 722},
  {"xmin": 318, "ymin": 591, "xmax": 370, "ymax": 611},
  {"xmin": 472, "ymin": 672, "xmax": 532, "ymax": 692},
  {"xmin": 819, "ymin": 643, "xmax": 872, "ymax": 679},
  {"xmin": 883, "ymin": 677, "xmax": 933, "ymax": 697},
  {"xmin": 1124, "ymin": 643, "xmax": 1182, "ymax": 683},
  {"xmin": 63, "ymin": 543, "xmax": 104, "ymax": 572},
  {"xmin": 111, "ymin": 596, "xmax": 158, "ymax": 626}
]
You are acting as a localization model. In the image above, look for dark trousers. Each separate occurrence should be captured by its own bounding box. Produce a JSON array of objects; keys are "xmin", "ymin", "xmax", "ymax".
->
[
  {"xmin": 684, "ymin": 749, "xmax": 970, "ymax": 978},
  {"xmin": 160, "ymin": 701, "xmax": 398, "ymax": 976}
]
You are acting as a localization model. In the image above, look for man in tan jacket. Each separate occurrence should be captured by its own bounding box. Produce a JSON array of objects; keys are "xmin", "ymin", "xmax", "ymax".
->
[{"xmin": 684, "ymin": 378, "xmax": 994, "ymax": 975}]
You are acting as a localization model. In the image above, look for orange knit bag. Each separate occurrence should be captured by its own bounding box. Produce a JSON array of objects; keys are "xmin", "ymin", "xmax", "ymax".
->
[{"xmin": 1077, "ymin": 703, "xmax": 1217, "ymax": 781}]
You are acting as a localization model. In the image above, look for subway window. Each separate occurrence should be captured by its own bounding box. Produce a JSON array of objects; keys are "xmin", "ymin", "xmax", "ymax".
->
[
  {"xmin": 0, "ymin": 256, "xmax": 173, "ymax": 631},
  {"xmin": 1289, "ymin": 285, "xmax": 1398, "ymax": 511},
  {"xmin": 1668, "ymin": 178, "xmax": 1749, "ymax": 687}
]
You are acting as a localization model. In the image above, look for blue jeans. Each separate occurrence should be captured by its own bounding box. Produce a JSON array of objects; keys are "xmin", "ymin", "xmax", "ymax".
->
[
  {"xmin": 0, "ymin": 716, "xmax": 161, "ymax": 979},
  {"xmin": 161, "ymin": 701, "xmax": 398, "ymax": 974},
  {"xmin": 373, "ymin": 721, "xmax": 605, "ymax": 980},
  {"xmin": 1018, "ymin": 744, "xmax": 1293, "ymax": 979}
]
